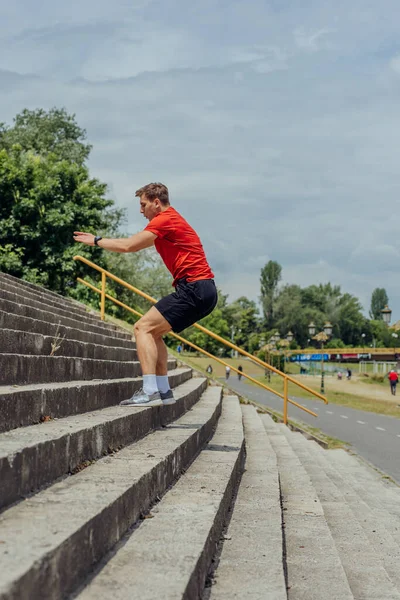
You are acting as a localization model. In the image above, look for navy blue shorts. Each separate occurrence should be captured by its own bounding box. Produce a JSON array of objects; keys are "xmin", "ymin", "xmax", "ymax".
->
[{"xmin": 155, "ymin": 278, "xmax": 218, "ymax": 333}]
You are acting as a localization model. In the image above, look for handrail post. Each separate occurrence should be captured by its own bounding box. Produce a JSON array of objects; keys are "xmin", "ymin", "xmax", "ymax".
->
[
  {"xmin": 100, "ymin": 272, "xmax": 106, "ymax": 321},
  {"xmin": 283, "ymin": 377, "xmax": 288, "ymax": 425}
]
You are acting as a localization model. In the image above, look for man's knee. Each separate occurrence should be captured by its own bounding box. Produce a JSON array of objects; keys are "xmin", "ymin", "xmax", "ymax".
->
[
  {"xmin": 134, "ymin": 311, "xmax": 170, "ymax": 338},
  {"xmin": 134, "ymin": 317, "xmax": 152, "ymax": 336}
]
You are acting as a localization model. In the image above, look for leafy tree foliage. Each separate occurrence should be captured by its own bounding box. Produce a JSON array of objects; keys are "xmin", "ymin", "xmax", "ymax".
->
[
  {"xmin": 0, "ymin": 107, "xmax": 125, "ymax": 295},
  {"xmin": 0, "ymin": 146, "xmax": 123, "ymax": 294},
  {"xmin": 223, "ymin": 296, "xmax": 260, "ymax": 350},
  {"xmin": 263, "ymin": 273, "xmax": 370, "ymax": 348},
  {"xmin": 370, "ymin": 288, "xmax": 389, "ymax": 320},
  {"xmin": 368, "ymin": 320, "xmax": 393, "ymax": 348},
  {"xmin": 260, "ymin": 260, "xmax": 282, "ymax": 327},
  {"xmin": 0, "ymin": 107, "xmax": 91, "ymax": 165}
]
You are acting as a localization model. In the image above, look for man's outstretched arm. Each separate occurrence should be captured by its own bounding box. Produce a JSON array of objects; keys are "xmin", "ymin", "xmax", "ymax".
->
[{"xmin": 73, "ymin": 231, "xmax": 157, "ymax": 253}]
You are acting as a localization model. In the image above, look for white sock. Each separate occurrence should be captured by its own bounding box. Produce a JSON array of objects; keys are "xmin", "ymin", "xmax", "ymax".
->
[
  {"xmin": 156, "ymin": 375, "xmax": 170, "ymax": 394},
  {"xmin": 143, "ymin": 375, "xmax": 158, "ymax": 395}
]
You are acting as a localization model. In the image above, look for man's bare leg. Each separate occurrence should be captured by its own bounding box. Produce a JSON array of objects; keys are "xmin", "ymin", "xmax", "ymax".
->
[
  {"xmin": 134, "ymin": 306, "xmax": 171, "ymax": 375},
  {"xmin": 155, "ymin": 336, "xmax": 168, "ymax": 376},
  {"xmin": 120, "ymin": 307, "xmax": 172, "ymax": 406},
  {"xmin": 154, "ymin": 336, "xmax": 174, "ymax": 398}
]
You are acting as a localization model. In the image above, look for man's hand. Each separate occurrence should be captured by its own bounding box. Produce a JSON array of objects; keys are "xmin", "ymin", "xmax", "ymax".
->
[{"xmin": 73, "ymin": 232, "xmax": 96, "ymax": 246}]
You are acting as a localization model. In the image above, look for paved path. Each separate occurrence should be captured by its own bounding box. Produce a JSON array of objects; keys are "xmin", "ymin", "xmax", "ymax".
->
[{"xmin": 221, "ymin": 377, "xmax": 400, "ymax": 485}]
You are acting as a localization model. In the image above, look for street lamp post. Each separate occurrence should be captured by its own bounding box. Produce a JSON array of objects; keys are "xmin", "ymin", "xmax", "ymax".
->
[
  {"xmin": 361, "ymin": 333, "xmax": 366, "ymax": 373},
  {"xmin": 265, "ymin": 343, "xmax": 274, "ymax": 382},
  {"xmin": 309, "ymin": 321, "xmax": 332, "ymax": 394},
  {"xmin": 392, "ymin": 332, "xmax": 398, "ymax": 365},
  {"xmin": 268, "ymin": 333, "xmax": 280, "ymax": 380},
  {"xmin": 271, "ymin": 331, "xmax": 295, "ymax": 374},
  {"xmin": 381, "ymin": 305, "xmax": 392, "ymax": 325},
  {"xmin": 281, "ymin": 331, "xmax": 294, "ymax": 372},
  {"xmin": 361, "ymin": 332, "xmax": 366, "ymax": 350},
  {"xmin": 279, "ymin": 339, "xmax": 289, "ymax": 373},
  {"xmin": 259, "ymin": 336, "xmax": 268, "ymax": 380}
]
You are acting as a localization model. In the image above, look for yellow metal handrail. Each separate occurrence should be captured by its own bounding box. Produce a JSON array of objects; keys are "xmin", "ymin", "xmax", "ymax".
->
[{"xmin": 73, "ymin": 255, "xmax": 328, "ymax": 423}]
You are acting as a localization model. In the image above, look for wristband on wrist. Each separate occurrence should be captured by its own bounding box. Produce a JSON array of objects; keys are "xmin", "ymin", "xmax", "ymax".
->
[{"xmin": 94, "ymin": 236, "xmax": 103, "ymax": 246}]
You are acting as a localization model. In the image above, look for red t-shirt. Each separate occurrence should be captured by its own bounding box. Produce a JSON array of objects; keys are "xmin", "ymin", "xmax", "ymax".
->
[
  {"xmin": 144, "ymin": 206, "xmax": 214, "ymax": 286},
  {"xmin": 389, "ymin": 372, "xmax": 398, "ymax": 381}
]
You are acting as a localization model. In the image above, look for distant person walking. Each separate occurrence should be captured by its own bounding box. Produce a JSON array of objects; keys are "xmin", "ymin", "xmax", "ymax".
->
[
  {"xmin": 206, "ymin": 364, "xmax": 213, "ymax": 375},
  {"xmin": 388, "ymin": 370, "xmax": 399, "ymax": 395},
  {"xmin": 237, "ymin": 365, "xmax": 243, "ymax": 381},
  {"xmin": 346, "ymin": 368, "xmax": 352, "ymax": 381},
  {"xmin": 225, "ymin": 365, "xmax": 231, "ymax": 380}
]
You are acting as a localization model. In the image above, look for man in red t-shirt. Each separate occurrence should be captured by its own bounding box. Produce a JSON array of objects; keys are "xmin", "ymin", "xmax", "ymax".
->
[
  {"xmin": 388, "ymin": 370, "xmax": 399, "ymax": 395},
  {"xmin": 74, "ymin": 182, "xmax": 217, "ymax": 406}
]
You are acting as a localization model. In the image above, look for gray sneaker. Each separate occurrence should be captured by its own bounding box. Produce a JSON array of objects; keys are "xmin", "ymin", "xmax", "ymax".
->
[
  {"xmin": 160, "ymin": 389, "xmax": 176, "ymax": 405},
  {"xmin": 120, "ymin": 390, "xmax": 162, "ymax": 407}
]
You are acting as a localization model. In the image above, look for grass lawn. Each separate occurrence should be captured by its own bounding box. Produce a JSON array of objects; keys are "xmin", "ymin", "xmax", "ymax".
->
[
  {"xmin": 246, "ymin": 374, "xmax": 400, "ymax": 419},
  {"xmin": 185, "ymin": 355, "xmax": 400, "ymax": 419}
]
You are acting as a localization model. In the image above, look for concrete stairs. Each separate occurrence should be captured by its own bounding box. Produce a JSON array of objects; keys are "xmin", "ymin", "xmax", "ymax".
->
[
  {"xmin": 262, "ymin": 416, "xmax": 400, "ymax": 600},
  {"xmin": 1, "ymin": 272, "xmax": 400, "ymax": 599}
]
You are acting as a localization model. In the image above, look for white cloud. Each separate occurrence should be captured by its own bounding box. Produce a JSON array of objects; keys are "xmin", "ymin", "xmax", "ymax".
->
[
  {"xmin": 294, "ymin": 27, "xmax": 335, "ymax": 52},
  {"xmin": 389, "ymin": 54, "xmax": 400, "ymax": 74},
  {"xmin": 1, "ymin": 0, "xmax": 400, "ymax": 316}
]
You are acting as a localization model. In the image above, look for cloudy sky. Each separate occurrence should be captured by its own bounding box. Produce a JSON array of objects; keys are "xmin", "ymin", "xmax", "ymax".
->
[{"xmin": 1, "ymin": 0, "xmax": 400, "ymax": 317}]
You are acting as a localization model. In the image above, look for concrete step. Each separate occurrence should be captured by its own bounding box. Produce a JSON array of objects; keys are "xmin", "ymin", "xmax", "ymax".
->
[
  {"xmin": 326, "ymin": 449, "xmax": 400, "ymax": 549},
  {"xmin": 0, "ymin": 386, "xmax": 222, "ymax": 600},
  {"xmin": 0, "ymin": 275, "xmax": 99, "ymax": 320},
  {"xmin": 260, "ymin": 415, "xmax": 353, "ymax": 600},
  {"xmin": 288, "ymin": 435, "xmax": 400, "ymax": 592},
  {"xmin": 0, "ymin": 271, "xmax": 93, "ymax": 313},
  {"xmin": 0, "ymin": 309, "xmax": 136, "ymax": 350},
  {"xmin": 0, "ymin": 274, "xmax": 133, "ymax": 342},
  {"xmin": 0, "ymin": 297, "xmax": 130, "ymax": 341},
  {"xmin": 0, "ymin": 281, "xmax": 111, "ymax": 327},
  {"xmin": 209, "ymin": 405, "xmax": 286, "ymax": 600},
  {"xmin": 0, "ymin": 353, "xmax": 176, "ymax": 385},
  {"xmin": 278, "ymin": 426, "xmax": 400, "ymax": 600},
  {"xmin": 0, "ymin": 287, "xmax": 130, "ymax": 338},
  {"xmin": 0, "ymin": 328, "xmax": 137, "ymax": 361},
  {"xmin": 0, "ymin": 377, "xmax": 207, "ymax": 511},
  {"xmin": 327, "ymin": 447, "xmax": 400, "ymax": 502},
  {"xmin": 0, "ymin": 367, "xmax": 192, "ymax": 433},
  {"xmin": 74, "ymin": 395, "xmax": 244, "ymax": 600}
]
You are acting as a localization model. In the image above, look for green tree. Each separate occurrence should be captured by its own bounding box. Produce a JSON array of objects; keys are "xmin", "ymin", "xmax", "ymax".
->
[
  {"xmin": 0, "ymin": 107, "xmax": 91, "ymax": 165},
  {"xmin": 369, "ymin": 288, "xmax": 389, "ymax": 320},
  {"xmin": 335, "ymin": 294, "xmax": 366, "ymax": 345},
  {"xmin": 271, "ymin": 281, "xmax": 366, "ymax": 347},
  {"xmin": 223, "ymin": 296, "xmax": 260, "ymax": 351},
  {"xmin": 325, "ymin": 338, "xmax": 346, "ymax": 349},
  {"xmin": 369, "ymin": 320, "xmax": 393, "ymax": 348},
  {"xmin": 0, "ymin": 146, "xmax": 124, "ymax": 294},
  {"xmin": 260, "ymin": 260, "xmax": 282, "ymax": 328}
]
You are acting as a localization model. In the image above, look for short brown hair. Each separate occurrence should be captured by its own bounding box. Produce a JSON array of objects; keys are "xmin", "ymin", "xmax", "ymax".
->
[{"xmin": 135, "ymin": 182, "xmax": 169, "ymax": 205}]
